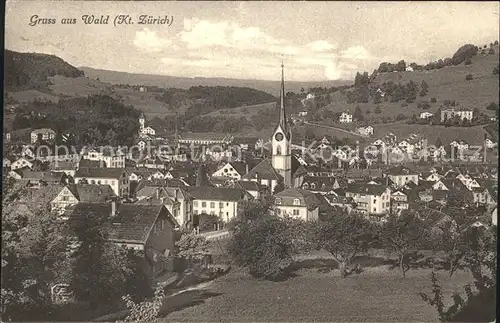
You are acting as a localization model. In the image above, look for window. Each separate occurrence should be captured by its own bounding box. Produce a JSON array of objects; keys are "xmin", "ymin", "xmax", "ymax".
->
[
  {"xmin": 62, "ymin": 195, "xmax": 69, "ymax": 201},
  {"xmin": 210, "ymin": 202, "xmax": 215, "ymax": 208},
  {"xmin": 374, "ymin": 199, "xmax": 377, "ymax": 204},
  {"xmin": 275, "ymin": 198, "xmax": 282, "ymax": 204},
  {"xmin": 373, "ymin": 207, "xmax": 377, "ymax": 212},
  {"xmin": 202, "ymin": 202, "xmax": 206, "ymax": 207},
  {"xmin": 97, "ymin": 180, "xmax": 101, "ymax": 184},
  {"xmin": 293, "ymin": 198, "xmax": 300, "ymax": 205},
  {"xmin": 193, "ymin": 201, "xmax": 198, "ymax": 207},
  {"xmin": 226, "ymin": 203, "xmax": 229, "ymax": 206},
  {"xmin": 219, "ymin": 202, "xmax": 224, "ymax": 208},
  {"xmin": 159, "ymin": 219, "xmax": 164, "ymax": 230},
  {"xmin": 276, "ymin": 208, "xmax": 281, "ymax": 215},
  {"xmin": 90, "ymin": 180, "xmax": 95, "ymax": 184},
  {"xmin": 194, "ymin": 210, "xmax": 199, "ymax": 214},
  {"xmin": 293, "ymin": 209, "xmax": 300, "ymax": 216},
  {"xmin": 210, "ymin": 211, "xmax": 215, "ymax": 215}
]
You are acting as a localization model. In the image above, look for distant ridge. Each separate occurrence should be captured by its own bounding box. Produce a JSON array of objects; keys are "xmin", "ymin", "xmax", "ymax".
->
[{"xmin": 79, "ymin": 66, "xmax": 351, "ymax": 94}]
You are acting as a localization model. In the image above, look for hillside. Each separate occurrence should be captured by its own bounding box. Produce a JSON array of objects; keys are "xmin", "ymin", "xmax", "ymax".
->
[
  {"xmin": 80, "ymin": 66, "xmax": 351, "ymax": 95},
  {"xmin": 4, "ymin": 50, "xmax": 84, "ymax": 91},
  {"xmin": 303, "ymin": 43, "xmax": 499, "ymax": 144}
]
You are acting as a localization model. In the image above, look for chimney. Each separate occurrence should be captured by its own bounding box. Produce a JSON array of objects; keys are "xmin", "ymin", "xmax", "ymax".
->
[{"xmin": 111, "ymin": 200, "xmax": 117, "ymax": 217}]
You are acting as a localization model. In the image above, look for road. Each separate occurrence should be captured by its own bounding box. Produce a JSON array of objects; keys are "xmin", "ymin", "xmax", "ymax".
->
[{"xmin": 302, "ymin": 121, "xmax": 368, "ymax": 138}]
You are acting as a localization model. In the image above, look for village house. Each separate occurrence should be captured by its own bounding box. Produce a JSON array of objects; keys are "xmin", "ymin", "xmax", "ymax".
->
[
  {"xmin": 74, "ymin": 167, "xmax": 130, "ymax": 197},
  {"xmin": 82, "ymin": 148, "xmax": 126, "ymax": 168},
  {"xmin": 384, "ymin": 165, "xmax": 419, "ymax": 187},
  {"xmin": 211, "ymin": 162, "xmax": 247, "ymax": 181},
  {"xmin": 50, "ymin": 183, "xmax": 116, "ymax": 213},
  {"xmin": 242, "ymin": 158, "xmax": 283, "ymax": 193},
  {"xmin": 391, "ymin": 189, "xmax": 410, "ymax": 214},
  {"xmin": 440, "ymin": 108, "xmax": 473, "ymax": 122},
  {"xmin": 300, "ymin": 176, "xmax": 344, "ymax": 194},
  {"xmin": 339, "ymin": 111, "xmax": 353, "ymax": 123},
  {"xmin": 68, "ymin": 202, "xmax": 178, "ymax": 277},
  {"xmin": 232, "ymin": 137, "xmax": 259, "ymax": 151},
  {"xmin": 345, "ymin": 183, "xmax": 391, "ymax": 216},
  {"xmin": 50, "ymin": 161, "xmax": 78, "ymax": 177},
  {"xmin": 185, "ymin": 186, "xmax": 251, "ymax": 223},
  {"xmin": 136, "ymin": 155, "xmax": 166, "ymax": 169},
  {"xmin": 178, "ymin": 133, "xmax": 233, "ymax": 145},
  {"xmin": 233, "ymin": 180, "xmax": 269, "ymax": 201},
  {"xmin": 357, "ymin": 126, "xmax": 374, "ymax": 136},
  {"xmin": 485, "ymin": 138, "xmax": 497, "ymax": 149},
  {"xmin": 135, "ymin": 186, "xmax": 192, "ymax": 228},
  {"xmin": 419, "ymin": 112, "xmax": 434, "ymax": 119},
  {"xmin": 17, "ymin": 171, "xmax": 67, "ymax": 188},
  {"xmin": 273, "ymin": 188, "xmax": 320, "ymax": 221},
  {"xmin": 30, "ymin": 128, "xmax": 56, "ymax": 143}
]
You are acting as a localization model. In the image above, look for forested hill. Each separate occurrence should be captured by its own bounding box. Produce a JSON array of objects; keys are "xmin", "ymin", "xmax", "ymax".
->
[
  {"xmin": 4, "ymin": 50, "xmax": 84, "ymax": 91},
  {"xmin": 155, "ymin": 86, "xmax": 277, "ymax": 114}
]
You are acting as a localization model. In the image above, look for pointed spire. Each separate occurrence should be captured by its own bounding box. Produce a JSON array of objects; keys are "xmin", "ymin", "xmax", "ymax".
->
[{"xmin": 277, "ymin": 60, "xmax": 289, "ymax": 135}]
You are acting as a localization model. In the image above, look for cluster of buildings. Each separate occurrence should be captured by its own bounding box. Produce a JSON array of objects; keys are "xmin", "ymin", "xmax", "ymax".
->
[{"xmin": 4, "ymin": 65, "xmax": 498, "ymax": 279}]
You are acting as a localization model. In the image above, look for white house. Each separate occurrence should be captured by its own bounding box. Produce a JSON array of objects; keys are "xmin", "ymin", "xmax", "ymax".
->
[
  {"xmin": 30, "ymin": 128, "xmax": 56, "ymax": 143},
  {"xmin": 339, "ymin": 112, "xmax": 353, "ymax": 123},
  {"xmin": 141, "ymin": 126, "xmax": 156, "ymax": 136},
  {"xmin": 10, "ymin": 157, "xmax": 34, "ymax": 170},
  {"xmin": 485, "ymin": 138, "xmax": 497, "ymax": 149},
  {"xmin": 273, "ymin": 188, "xmax": 320, "ymax": 222},
  {"xmin": 357, "ymin": 126, "xmax": 374, "ymax": 136},
  {"xmin": 345, "ymin": 183, "xmax": 391, "ymax": 216},
  {"xmin": 74, "ymin": 168, "xmax": 130, "ymax": 197},
  {"xmin": 186, "ymin": 187, "xmax": 251, "ymax": 223},
  {"xmin": 420, "ymin": 112, "xmax": 434, "ymax": 119},
  {"xmin": 441, "ymin": 108, "xmax": 473, "ymax": 122},
  {"xmin": 211, "ymin": 162, "xmax": 247, "ymax": 180}
]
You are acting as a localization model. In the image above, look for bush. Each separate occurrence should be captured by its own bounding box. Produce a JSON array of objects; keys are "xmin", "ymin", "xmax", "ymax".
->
[
  {"xmin": 486, "ymin": 102, "xmax": 498, "ymax": 111},
  {"xmin": 396, "ymin": 114, "xmax": 407, "ymax": 121},
  {"xmin": 374, "ymin": 106, "xmax": 382, "ymax": 114},
  {"xmin": 418, "ymin": 101, "xmax": 431, "ymax": 110},
  {"xmin": 452, "ymin": 44, "xmax": 478, "ymax": 65},
  {"xmin": 464, "ymin": 58, "xmax": 472, "ymax": 65},
  {"xmin": 488, "ymin": 48, "xmax": 495, "ymax": 55},
  {"xmin": 493, "ymin": 64, "xmax": 499, "ymax": 75},
  {"xmin": 465, "ymin": 74, "xmax": 473, "ymax": 81},
  {"xmin": 430, "ymin": 97, "xmax": 437, "ymax": 103}
]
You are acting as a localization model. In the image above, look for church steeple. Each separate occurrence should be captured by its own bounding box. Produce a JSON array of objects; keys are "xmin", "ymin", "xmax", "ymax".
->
[{"xmin": 276, "ymin": 62, "xmax": 290, "ymax": 137}]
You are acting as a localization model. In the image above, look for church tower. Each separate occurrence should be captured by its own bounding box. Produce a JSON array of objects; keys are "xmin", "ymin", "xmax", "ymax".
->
[
  {"xmin": 139, "ymin": 113, "xmax": 146, "ymax": 131},
  {"xmin": 272, "ymin": 63, "xmax": 292, "ymax": 188}
]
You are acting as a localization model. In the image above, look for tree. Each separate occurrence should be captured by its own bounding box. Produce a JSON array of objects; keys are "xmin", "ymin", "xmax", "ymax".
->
[
  {"xmin": 353, "ymin": 106, "xmax": 364, "ymax": 121},
  {"xmin": 465, "ymin": 74, "xmax": 473, "ymax": 81},
  {"xmin": 431, "ymin": 97, "xmax": 437, "ymax": 103},
  {"xmin": 176, "ymin": 232, "xmax": 210, "ymax": 261},
  {"xmin": 380, "ymin": 213, "xmax": 430, "ymax": 277},
  {"xmin": 227, "ymin": 210, "xmax": 302, "ymax": 280},
  {"xmin": 492, "ymin": 64, "xmax": 499, "ymax": 75},
  {"xmin": 485, "ymin": 102, "xmax": 498, "ymax": 111},
  {"xmin": 421, "ymin": 80, "xmax": 429, "ymax": 92},
  {"xmin": 419, "ymin": 227, "xmax": 496, "ymax": 322},
  {"xmin": 120, "ymin": 287, "xmax": 165, "ymax": 323},
  {"xmin": 310, "ymin": 213, "xmax": 376, "ymax": 277},
  {"xmin": 70, "ymin": 209, "xmax": 131, "ymax": 308},
  {"xmin": 374, "ymin": 106, "xmax": 382, "ymax": 114},
  {"xmin": 464, "ymin": 58, "xmax": 472, "ymax": 65}
]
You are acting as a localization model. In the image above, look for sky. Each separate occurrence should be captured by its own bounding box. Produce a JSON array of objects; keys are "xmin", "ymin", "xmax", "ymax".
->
[{"xmin": 5, "ymin": 1, "xmax": 500, "ymax": 81}]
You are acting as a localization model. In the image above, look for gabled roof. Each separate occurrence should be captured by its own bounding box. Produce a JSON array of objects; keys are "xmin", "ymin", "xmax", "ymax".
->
[
  {"xmin": 19, "ymin": 171, "xmax": 63, "ymax": 182},
  {"xmin": 228, "ymin": 162, "xmax": 247, "ymax": 175},
  {"xmin": 242, "ymin": 158, "xmax": 283, "ymax": 181},
  {"xmin": 135, "ymin": 179, "xmax": 188, "ymax": 194},
  {"xmin": 274, "ymin": 188, "xmax": 320, "ymax": 211},
  {"xmin": 184, "ymin": 186, "xmax": 249, "ymax": 201},
  {"xmin": 68, "ymin": 203, "xmax": 177, "ymax": 243},
  {"xmin": 345, "ymin": 183, "xmax": 389, "ymax": 196},
  {"xmin": 234, "ymin": 180, "xmax": 261, "ymax": 191},
  {"xmin": 79, "ymin": 158, "xmax": 107, "ymax": 168},
  {"xmin": 301, "ymin": 176, "xmax": 342, "ymax": 191},
  {"xmin": 385, "ymin": 165, "xmax": 418, "ymax": 176},
  {"xmin": 74, "ymin": 167, "xmax": 126, "ymax": 179},
  {"xmin": 66, "ymin": 184, "xmax": 116, "ymax": 202}
]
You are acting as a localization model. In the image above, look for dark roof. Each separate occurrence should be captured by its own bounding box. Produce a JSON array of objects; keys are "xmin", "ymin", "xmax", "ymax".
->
[
  {"xmin": 184, "ymin": 186, "xmax": 249, "ymax": 201},
  {"xmin": 301, "ymin": 176, "xmax": 343, "ymax": 192},
  {"xmin": 79, "ymin": 158, "xmax": 107, "ymax": 168},
  {"xmin": 68, "ymin": 203, "xmax": 176, "ymax": 243},
  {"xmin": 242, "ymin": 158, "xmax": 283, "ymax": 181},
  {"xmin": 74, "ymin": 167, "xmax": 127, "ymax": 179},
  {"xmin": 19, "ymin": 171, "xmax": 63, "ymax": 182},
  {"xmin": 345, "ymin": 183, "xmax": 389, "ymax": 196},
  {"xmin": 274, "ymin": 188, "xmax": 320, "ymax": 211},
  {"xmin": 234, "ymin": 180, "xmax": 261, "ymax": 191},
  {"xmin": 135, "ymin": 178, "xmax": 188, "ymax": 193},
  {"xmin": 228, "ymin": 162, "xmax": 247, "ymax": 175},
  {"xmin": 385, "ymin": 165, "xmax": 418, "ymax": 176},
  {"xmin": 233, "ymin": 137, "xmax": 259, "ymax": 145},
  {"xmin": 67, "ymin": 184, "xmax": 116, "ymax": 202}
]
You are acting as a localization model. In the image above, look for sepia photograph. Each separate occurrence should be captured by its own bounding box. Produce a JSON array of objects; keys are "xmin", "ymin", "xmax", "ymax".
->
[{"xmin": 2, "ymin": 1, "xmax": 499, "ymax": 322}]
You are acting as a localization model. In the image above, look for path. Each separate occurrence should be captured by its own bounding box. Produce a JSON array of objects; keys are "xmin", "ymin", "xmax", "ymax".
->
[{"xmin": 303, "ymin": 121, "xmax": 368, "ymax": 138}]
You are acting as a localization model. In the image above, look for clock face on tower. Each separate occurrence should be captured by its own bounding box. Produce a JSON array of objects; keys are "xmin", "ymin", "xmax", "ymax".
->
[{"xmin": 275, "ymin": 132, "xmax": 284, "ymax": 142}]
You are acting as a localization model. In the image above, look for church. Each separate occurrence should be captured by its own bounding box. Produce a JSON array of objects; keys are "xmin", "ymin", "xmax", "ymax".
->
[{"xmin": 242, "ymin": 64, "xmax": 306, "ymax": 193}]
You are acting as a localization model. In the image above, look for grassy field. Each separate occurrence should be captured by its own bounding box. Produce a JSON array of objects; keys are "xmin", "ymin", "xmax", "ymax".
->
[
  {"xmin": 160, "ymin": 265, "xmax": 474, "ymax": 322},
  {"xmin": 205, "ymin": 102, "xmax": 276, "ymax": 118},
  {"xmin": 324, "ymin": 50, "xmax": 499, "ymax": 123}
]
